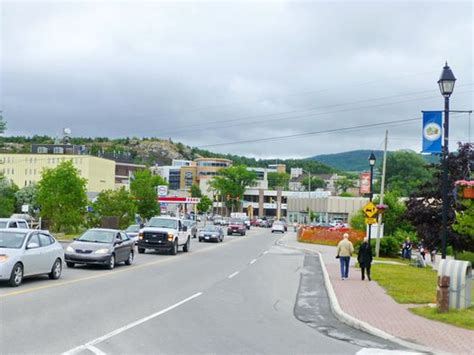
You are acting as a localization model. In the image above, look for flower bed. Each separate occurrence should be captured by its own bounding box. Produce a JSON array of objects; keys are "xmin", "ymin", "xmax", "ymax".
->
[
  {"xmin": 298, "ymin": 226, "xmax": 365, "ymax": 246},
  {"xmin": 455, "ymin": 180, "xmax": 474, "ymax": 199}
]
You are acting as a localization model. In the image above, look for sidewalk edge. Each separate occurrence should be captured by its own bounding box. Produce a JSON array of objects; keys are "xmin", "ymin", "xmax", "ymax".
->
[{"xmin": 276, "ymin": 238, "xmax": 441, "ymax": 355}]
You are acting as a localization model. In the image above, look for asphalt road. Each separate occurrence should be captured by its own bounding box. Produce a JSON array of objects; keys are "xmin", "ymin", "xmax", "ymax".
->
[{"xmin": 0, "ymin": 228, "xmax": 405, "ymax": 355}]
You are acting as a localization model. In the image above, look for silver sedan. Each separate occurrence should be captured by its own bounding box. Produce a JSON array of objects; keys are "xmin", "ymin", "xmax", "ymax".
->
[{"xmin": 0, "ymin": 229, "xmax": 64, "ymax": 287}]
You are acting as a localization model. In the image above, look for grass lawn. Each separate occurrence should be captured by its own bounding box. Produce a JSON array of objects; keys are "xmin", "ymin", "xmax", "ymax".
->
[
  {"xmin": 410, "ymin": 306, "xmax": 474, "ymax": 330},
  {"xmin": 371, "ymin": 263, "xmax": 438, "ymax": 304}
]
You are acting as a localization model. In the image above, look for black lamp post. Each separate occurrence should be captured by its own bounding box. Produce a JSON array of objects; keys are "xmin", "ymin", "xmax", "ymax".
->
[
  {"xmin": 438, "ymin": 62, "xmax": 456, "ymax": 259},
  {"xmin": 368, "ymin": 151, "xmax": 376, "ymax": 244}
]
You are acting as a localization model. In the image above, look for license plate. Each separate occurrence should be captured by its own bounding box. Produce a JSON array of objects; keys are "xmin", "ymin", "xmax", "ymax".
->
[{"xmin": 205, "ymin": 236, "xmax": 210, "ymax": 239}]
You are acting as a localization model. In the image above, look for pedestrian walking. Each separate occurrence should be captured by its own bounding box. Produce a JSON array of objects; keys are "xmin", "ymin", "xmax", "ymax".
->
[
  {"xmin": 402, "ymin": 238, "xmax": 412, "ymax": 259},
  {"xmin": 419, "ymin": 240, "xmax": 426, "ymax": 261},
  {"xmin": 357, "ymin": 237, "xmax": 372, "ymax": 281},
  {"xmin": 430, "ymin": 247, "xmax": 437, "ymax": 263},
  {"xmin": 336, "ymin": 233, "xmax": 354, "ymax": 280}
]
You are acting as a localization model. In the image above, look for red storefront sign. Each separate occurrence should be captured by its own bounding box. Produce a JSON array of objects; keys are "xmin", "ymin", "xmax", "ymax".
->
[{"xmin": 359, "ymin": 172, "xmax": 371, "ymax": 195}]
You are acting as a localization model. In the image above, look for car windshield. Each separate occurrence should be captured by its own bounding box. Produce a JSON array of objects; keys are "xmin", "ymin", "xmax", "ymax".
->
[
  {"xmin": 78, "ymin": 230, "xmax": 115, "ymax": 244},
  {"xmin": 0, "ymin": 221, "xmax": 7, "ymax": 228},
  {"xmin": 0, "ymin": 231, "xmax": 27, "ymax": 249},
  {"xmin": 202, "ymin": 226, "xmax": 218, "ymax": 232},
  {"xmin": 147, "ymin": 218, "xmax": 178, "ymax": 229},
  {"xmin": 126, "ymin": 225, "xmax": 140, "ymax": 232}
]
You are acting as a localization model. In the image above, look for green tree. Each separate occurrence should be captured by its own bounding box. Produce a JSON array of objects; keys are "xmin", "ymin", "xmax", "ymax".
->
[
  {"xmin": 190, "ymin": 184, "xmax": 202, "ymax": 198},
  {"xmin": 0, "ymin": 113, "xmax": 6, "ymax": 134},
  {"xmin": 93, "ymin": 187, "xmax": 137, "ymax": 229},
  {"xmin": 453, "ymin": 199, "xmax": 474, "ymax": 238},
  {"xmin": 210, "ymin": 165, "xmax": 257, "ymax": 212},
  {"xmin": 15, "ymin": 183, "xmax": 39, "ymax": 215},
  {"xmin": 130, "ymin": 170, "xmax": 167, "ymax": 220},
  {"xmin": 197, "ymin": 195, "xmax": 213, "ymax": 214},
  {"xmin": 301, "ymin": 176, "xmax": 326, "ymax": 191},
  {"xmin": 350, "ymin": 210, "xmax": 365, "ymax": 231},
  {"xmin": 267, "ymin": 172, "xmax": 290, "ymax": 190},
  {"xmin": 384, "ymin": 151, "xmax": 433, "ymax": 196},
  {"xmin": 0, "ymin": 176, "xmax": 19, "ymax": 217},
  {"xmin": 335, "ymin": 176, "xmax": 356, "ymax": 193},
  {"xmin": 36, "ymin": 160, "xmax": 88, "ymax": 232}
]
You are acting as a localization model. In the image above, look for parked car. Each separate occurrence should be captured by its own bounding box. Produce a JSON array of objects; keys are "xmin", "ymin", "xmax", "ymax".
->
[
  {"xmin": 183, "ymin": 220, "xmax": 198, "ymax": 238},
  {"xmin": 271, "ymin": 221, "xmax": 285, "ymax": 233},
  {"xmin": 250, "ymin": 218, "xmax": 260, "ymax": 227},
  {"xmin": 227, "ymin": 219, "xmax": 246, "ymax": 236},
  {"xmin": 125, "ymin": 224, "xmax": 140, "ymax": 244},
  {"xmin": 259, "ymin": 219, "xmax": 271, "ymax": 228},
  {"xmin": 0, "ymin": 229, "xmax": 64, "ymax": 287},
  {"xmin": 0, "ymin": 218, "xmax": 30, "ymax": 229},
  {"xmin": 137, "ymin": 216, "xmax": 191, "ymax": 255},
  {"xmin": 198, "ymin": 225, "xmax": 224, "ymax": 243},
  {"xmin": 221, "ymin": 218, "xmax": 230, "ymax": 226},
  {"xmin": 65, "ymin": 228, "xmax": 134, "ymax": 269}
]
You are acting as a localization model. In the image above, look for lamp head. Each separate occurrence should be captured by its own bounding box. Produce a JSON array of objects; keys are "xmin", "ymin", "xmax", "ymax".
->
[
  {"xmin": 368, "ymin": 152, "xmax": 376, "ymax": 167},
  {"xmin": 438, "ymin": 61, "xmax": 456, "ymax": 97}
]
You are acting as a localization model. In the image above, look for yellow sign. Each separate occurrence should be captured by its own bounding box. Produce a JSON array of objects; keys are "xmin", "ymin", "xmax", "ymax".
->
[
  {"xmin": 365, "ymin": 217, "xmax": 377, "ymax": 225},
  {"xmin": 363, "ymin": 202, "xmax": 378, "ymax": 218}
]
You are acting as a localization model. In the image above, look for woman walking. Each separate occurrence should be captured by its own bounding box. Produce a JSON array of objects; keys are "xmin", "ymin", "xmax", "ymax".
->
[
  {"xmin": 358, "ymin": 237, "xmax": 373, "ymax": 281},
  {"xmin": 336, "ymin": 233, "xmax": 354, "ymax": 280}
]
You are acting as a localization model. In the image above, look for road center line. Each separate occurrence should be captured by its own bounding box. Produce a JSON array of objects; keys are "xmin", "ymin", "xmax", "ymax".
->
[
  {"xmin": 85, "ymin": 345, "xmax": 106, "ymax": 355},
  {"xmin": 250, "ymin": 259, "xmax": 257, "ymax": 264},
  {"xmin": 263, "ymin": 250, "xmax": 269, "ymax": 255},
  {"xmin": 63, "ymin": 292, "xmax": 203, "ymax": 355},
  {"xmin": 228, "ymin": 271, "xmax": 239, "ymax": 279}
]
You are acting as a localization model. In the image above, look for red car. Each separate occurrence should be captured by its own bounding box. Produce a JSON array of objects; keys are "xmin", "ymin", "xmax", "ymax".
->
[
  {"xmin": 328, "ymin": 224, "xmax": 350, "ymax": 232},
  {"xmin": 227, "ymin": 219, "xmax": 247, "ymax": 236}
]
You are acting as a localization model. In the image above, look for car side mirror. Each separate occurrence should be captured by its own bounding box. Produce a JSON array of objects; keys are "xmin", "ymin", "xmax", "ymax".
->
[
  {"xmin": 182, "ymin": 226, "xmax": 188, "ymax": 232},
  {"xmin": 27, "ymin": 242, "xmax": 39, "ymax": 249},
  {"xmin": 114, "ymin": 240, "xmax": 122, "ymax": 245}
]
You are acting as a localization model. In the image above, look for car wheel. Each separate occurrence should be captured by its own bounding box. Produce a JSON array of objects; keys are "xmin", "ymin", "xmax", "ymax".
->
[
  {"xmin": 66, "ymin": 262, "xmax": 75, "ymax": 268},
  {"xmin": 170, "ymin": 240, "xmax": 178, "ymax": 255},
  {"xmin": 9, "ymin": 263, "xmax": 23, "ymax": 287},
  {"xmin": 49, "ymin": 258, "xmax": 62, "ymax": 280},
  {"xmin": 199, "ymin": 238, "xmax": 202, "ymax": 242},
  {"xmin": 138, "ymin": 248, "xmax": 145, "ymax": 254},
  {"xmin": 107, "ymin": 254, "xmax": 115, "ymax": 270},
  {"xmin": 125, "ymin": 251, "xmax": 134, "ymax": 265},
  {"xmin": 183, "ymin": 237, "xmax": 190, "ymax": 252}
]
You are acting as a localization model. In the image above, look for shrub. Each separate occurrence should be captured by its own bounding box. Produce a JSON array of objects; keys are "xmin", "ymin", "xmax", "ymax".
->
[
  {"xmin": 371, "ymin": 236, "xmax": 401, "ymax": 258},
  {"xmin": 456, "ymin": 251, "xmax": 474, "ymax": 265},
  {"xmin": 298, "ymin": 226, "xmax": 365, "ymax": 246}
]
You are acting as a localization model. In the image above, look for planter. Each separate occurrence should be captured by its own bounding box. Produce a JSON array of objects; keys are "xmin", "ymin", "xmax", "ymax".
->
[{"xmin": 462, "ymin": 186, "xmax": 474, "ymax": 199}]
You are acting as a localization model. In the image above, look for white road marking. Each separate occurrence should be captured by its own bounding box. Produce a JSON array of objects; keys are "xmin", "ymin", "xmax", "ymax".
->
[
  {"xmin": 263, "ymin": 250, "xmax": 269, "ymax": 255},
  {"xmin": 86, "ymin": 345, "xmax": 106, "ymax": 355},
  {"xmin": 63, "ymin": 292, "xmax": 202, "ymax": 355},
  {"xmin": 250, "ymin": 259, "xmax": 257, "ymax": 264},
  {"xmin": 228, "ymin": 271, "xmax": 240, "ymax": 279}
]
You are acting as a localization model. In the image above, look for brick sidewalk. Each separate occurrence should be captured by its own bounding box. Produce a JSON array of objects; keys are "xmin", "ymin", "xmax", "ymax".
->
[{"xmin": 280, "ymin": 233, "xmax": 474, "ymax": 354}]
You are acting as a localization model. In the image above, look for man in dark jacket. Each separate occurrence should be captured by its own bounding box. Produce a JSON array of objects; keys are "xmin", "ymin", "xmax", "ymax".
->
[{"xmin": 358, "ymin": 237, "xmax": 373, "ymax": 281}]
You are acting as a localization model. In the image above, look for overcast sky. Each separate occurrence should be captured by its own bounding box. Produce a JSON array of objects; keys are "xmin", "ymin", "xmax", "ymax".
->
[{"xmin": 1, "ymin": 0, "xmax": 473, "ymax": 159}]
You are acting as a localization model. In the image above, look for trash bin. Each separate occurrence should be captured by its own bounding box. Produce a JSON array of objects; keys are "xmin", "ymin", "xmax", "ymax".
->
[{"xmin": 438, "ymin": 259, "xmax": 472, "ymax": 309}]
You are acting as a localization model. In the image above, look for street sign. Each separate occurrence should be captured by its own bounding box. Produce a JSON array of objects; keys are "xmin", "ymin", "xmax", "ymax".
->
[
  {"xmin": 21, "ymin": 204, "xmax": 29, "ymax": 213},
  {"xmin": 363, "ymin": 202, "xmax": 378, "ymax": 218},
  {"xmin": 365, "ymin": 217, "xmax": 377, "ymax": 225},
  {"xmin": 157, "ymin": 185, "xmax": 168, "ymax": 197}
]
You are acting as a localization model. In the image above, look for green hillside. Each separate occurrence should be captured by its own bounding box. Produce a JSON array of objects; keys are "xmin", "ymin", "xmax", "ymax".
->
[{"xmin": 310, "ymin": 150, "xmax": 440, "ymax": 172}]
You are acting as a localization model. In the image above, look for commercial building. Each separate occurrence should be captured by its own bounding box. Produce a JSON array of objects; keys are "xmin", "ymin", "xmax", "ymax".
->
[{"xmin": 0, "ymin": 153, "xmax": 115, "ymax": 195}]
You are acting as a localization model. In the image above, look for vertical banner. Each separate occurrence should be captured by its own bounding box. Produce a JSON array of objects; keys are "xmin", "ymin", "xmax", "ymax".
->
[
  {"xmin": 422, "ymin": 111, "xmax": 443, "ymax": 154},
  {"xmin": 359, "ymin": 172, "xmax": 371, "ymax": 195}
]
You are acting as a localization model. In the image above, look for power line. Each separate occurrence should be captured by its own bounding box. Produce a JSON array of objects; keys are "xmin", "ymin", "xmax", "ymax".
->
[
  {"xmin": 196, "ymin": 112, "xmax": 469, "ymax": 149},
  {"xmin": 158, "ymin": 88, "xmax": 473, "ymax": 136}
]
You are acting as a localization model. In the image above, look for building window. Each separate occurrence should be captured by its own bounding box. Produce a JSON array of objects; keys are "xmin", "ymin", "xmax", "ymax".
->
[
  {"xmin": 37, "ymin": 147, "xmax": 48, "ymax": 154},
  {"xmin": 53, "ymin": 147, "xmax": 64, "ymax": 154}
]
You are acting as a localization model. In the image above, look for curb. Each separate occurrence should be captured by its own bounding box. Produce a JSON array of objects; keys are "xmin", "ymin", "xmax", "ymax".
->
[{"xmin": 276, "ymin": 237, "xmax": 442, "ymax": 355}]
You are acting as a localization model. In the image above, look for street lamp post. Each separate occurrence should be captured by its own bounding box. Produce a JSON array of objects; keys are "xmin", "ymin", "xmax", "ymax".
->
[
  {"xmin": 368, "ymin": 152, "xmax": 376, "ymax": 244},
  {"xmin": 438, "ymin": 62, "xmax": 456, "ymax": 259}
]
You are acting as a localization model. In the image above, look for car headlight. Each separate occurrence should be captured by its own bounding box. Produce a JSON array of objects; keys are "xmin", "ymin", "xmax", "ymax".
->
[
  {"xmin": 0, "ymin": 255, "xmax": 9, "ymax": 263},
  {"xmin": 138, "ymin": 232, "xmax": 144, "ymax": 240},
  {"xmin": 95, "ymin": 248, "xmax": 110, "ymax": 254},
  {"xmin": 66, "ymin": 246, "xmax": 74, "ymax": 253},
  {"xmin": 168, "ymin": 233, "xmax": 174, "ymax": 241}
]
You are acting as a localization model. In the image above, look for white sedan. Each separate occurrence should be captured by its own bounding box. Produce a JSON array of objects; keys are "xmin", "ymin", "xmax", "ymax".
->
[
  {"xmin": 271, "ymin": 221, "xmax": 285, "ymax": 233},
  {"xmin": 0, "ymin": 229, "xmax": 64, "ymax": 287}
]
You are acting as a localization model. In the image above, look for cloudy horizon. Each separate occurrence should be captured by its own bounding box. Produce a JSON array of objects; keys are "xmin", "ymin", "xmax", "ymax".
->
[{"xmin": 1, "ymin": 0, "xmax": 473, "ymax": 159}]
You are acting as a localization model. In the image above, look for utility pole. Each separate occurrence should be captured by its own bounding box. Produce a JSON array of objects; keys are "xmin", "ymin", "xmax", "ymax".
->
[{"xmin": 375, "ymin": 130, "xmax": 388, "ymax": 257}]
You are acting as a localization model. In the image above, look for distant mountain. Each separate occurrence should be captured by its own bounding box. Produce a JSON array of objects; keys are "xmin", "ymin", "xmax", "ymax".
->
[{"xmin": 310, "ymin": 149, "xmax": 440, "ymax": 172}]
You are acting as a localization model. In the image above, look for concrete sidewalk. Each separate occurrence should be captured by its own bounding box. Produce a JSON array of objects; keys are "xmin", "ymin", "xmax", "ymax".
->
[{"xmin": 279, "ymin": 233, "xmax": 474, "ymax": 355}]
